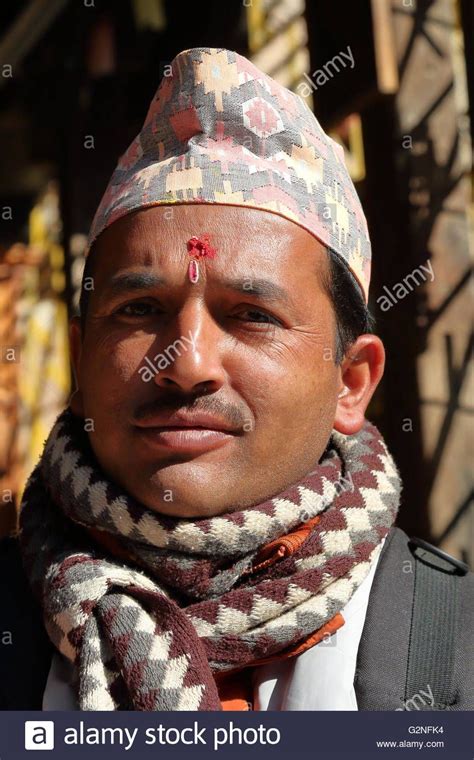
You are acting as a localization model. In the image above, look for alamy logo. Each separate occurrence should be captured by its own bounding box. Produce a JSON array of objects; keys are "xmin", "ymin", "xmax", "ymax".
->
[{"xmin": 24, "ymin": 721, "xmax": 55, "ymax": 750}]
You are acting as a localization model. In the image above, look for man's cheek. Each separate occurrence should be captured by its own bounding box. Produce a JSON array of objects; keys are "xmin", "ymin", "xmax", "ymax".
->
[
  {"xmin": 282, "ymin": 374, "xmax": 332, "ymax": 429},
  {"xmin": 84, "ymin": 338, "xmax": 147, "ymax": 386}
]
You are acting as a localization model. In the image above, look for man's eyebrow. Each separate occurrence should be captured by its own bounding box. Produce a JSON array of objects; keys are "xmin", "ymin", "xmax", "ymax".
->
[
  {"xmin": 102, "ymin": 271, "xmax": 167, "ymax": 297},
  {"xmin": 101, "ymin": 272, "xmax": 291, "ymax": 304},
  {"xmin": 221, "ymin": 277, "xmax": 292, "ymax": 304}
]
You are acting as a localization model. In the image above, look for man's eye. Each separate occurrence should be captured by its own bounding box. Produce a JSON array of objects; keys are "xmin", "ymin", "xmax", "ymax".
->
[
  {"xmin": 116, "ymin": 302, "xmax": 158, "ymax": 317},
  {"xmin": 235, "ymin": 309, "xmax": 281, "ymax": 326}
]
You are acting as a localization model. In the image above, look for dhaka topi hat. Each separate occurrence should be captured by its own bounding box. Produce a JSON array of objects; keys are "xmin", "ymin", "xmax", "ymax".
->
[{"xmin": 87, "ymin": 47, "xmax": 372, "ymax": 301}]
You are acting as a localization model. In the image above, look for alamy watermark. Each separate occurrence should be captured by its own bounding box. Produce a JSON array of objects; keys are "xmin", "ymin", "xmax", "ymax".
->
[
  {"xmin": 138, "ymin": 330, "xmax": 197, "ymax": 382},
  {"xmin": 376, "ymin": 259, "xmax": 434, "ymax": 312},
  {"xmin": 396, "ymin": 684, "xmax": 435, "ymax": 711},
  {"xmin": 298, "ymin": 466, "xmax": 355, "ymax": 525},
  {"xmin": 296, "ymin": 46, "xmax": 355, "ymax": 99}
]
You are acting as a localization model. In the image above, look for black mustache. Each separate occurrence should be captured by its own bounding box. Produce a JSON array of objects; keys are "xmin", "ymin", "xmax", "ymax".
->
[{"xmin": 134, "ymin": 395, "xmax": 248, "ymax": 430}]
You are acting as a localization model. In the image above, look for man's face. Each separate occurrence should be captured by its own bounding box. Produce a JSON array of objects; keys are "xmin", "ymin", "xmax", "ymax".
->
[{"xmin": 71, "ymin": 204, "xmax": 343, "ymax": 517}]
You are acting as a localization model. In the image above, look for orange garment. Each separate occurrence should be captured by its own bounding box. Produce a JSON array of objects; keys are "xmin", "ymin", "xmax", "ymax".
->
[{"xmin": 87, "ymin": 514, "xmax": 345, "ymax": 711}]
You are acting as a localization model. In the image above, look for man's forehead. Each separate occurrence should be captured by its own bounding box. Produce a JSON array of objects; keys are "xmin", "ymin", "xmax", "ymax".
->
[
  {"xmin": 93, "ymin": 204, "xmax": 329, "ymax": 280},
  {"xmin": 96, "ymin": 203, "xmax": 306, "ymax": 243}
]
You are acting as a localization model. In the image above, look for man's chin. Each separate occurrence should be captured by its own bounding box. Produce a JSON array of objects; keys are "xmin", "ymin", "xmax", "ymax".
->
[
  {"xmin": 121, "ymin": 459, "xmax": 243, "ymax": 519},
  {"xmin": 140, "ymin": 500, "xmax": 234, "ymax": 519},
  {"xmin": 131, "ymin": 488, "xmax": 238, "ymax": 519}
]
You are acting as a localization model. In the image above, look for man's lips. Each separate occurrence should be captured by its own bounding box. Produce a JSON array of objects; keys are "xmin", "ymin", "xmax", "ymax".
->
[
  {"xmin": 133, "ymin": 411, "xmax": 242, "ymax": 453},
  {"xmin": 134, "ymin": 410, "xmax": 240, "ymax": 433}
]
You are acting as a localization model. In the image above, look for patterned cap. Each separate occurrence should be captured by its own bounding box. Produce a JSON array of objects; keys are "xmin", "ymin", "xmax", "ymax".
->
[{"xmin": 87, "ymin": 47, "xmax": 371, "ymax": 300}]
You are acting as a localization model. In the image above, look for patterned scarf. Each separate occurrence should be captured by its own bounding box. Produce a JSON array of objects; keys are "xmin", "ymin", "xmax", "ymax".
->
[{"xmin": 19, "ymin": 408, "xmax": 401, "ymax": 711}]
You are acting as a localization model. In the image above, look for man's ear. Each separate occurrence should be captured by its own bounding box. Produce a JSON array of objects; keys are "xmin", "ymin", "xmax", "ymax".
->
[
  {"xmin": 69, "ymin": 316, "xmax": 85, "ymax": 417},
  {"xmin": 333, "ymin": 334, "xmax": 385, "ymax": 435}
]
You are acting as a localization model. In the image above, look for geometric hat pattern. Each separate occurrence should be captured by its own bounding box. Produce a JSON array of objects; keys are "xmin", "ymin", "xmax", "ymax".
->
[{"xmin": 87, "ymin": 47, "xmax": 371, "ymax": 300}]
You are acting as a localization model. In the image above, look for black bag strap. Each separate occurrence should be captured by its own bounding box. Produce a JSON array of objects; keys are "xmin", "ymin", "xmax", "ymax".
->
[{"xmin": 405, "ymin": 537, "xmax": 469, "ymax": 710}]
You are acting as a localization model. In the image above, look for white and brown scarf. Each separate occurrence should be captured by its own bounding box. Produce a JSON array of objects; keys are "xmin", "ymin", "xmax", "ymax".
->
[{"xmin": 19, "ymin": 408, "xmax": 401, "ymax": 710}]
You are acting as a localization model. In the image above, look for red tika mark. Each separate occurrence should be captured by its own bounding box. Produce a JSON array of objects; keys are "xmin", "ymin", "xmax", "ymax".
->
[
  {"xmin": 187, "ymin": 234, "xmax": 216, "ymax": 259},
  {"xmin": 187, "ymin": 234, "xmax": 216, "ymax": 284},
  {"xmin": 188, "ymin": 259, "xmax": 199, "ymax": 283}
]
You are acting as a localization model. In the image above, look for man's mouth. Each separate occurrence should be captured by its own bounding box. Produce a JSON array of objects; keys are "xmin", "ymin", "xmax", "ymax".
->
[
  {"xmin": 133, "ymin": 410, "xmax": 241, "ymax": 454},
  {"xmin": 136, "ymin": 426, "xmax": 236, "ymax": 453}
]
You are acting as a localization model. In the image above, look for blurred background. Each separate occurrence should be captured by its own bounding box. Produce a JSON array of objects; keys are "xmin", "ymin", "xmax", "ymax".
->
[{"xmin": 0, "ymin": 0, "xmax": 472, "ymax": 562}]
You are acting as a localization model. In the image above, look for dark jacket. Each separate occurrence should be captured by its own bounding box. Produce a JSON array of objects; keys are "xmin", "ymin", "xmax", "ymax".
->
[{"xmin": 0, "ymin": 527, "xmax": 472, "ymax": 710}]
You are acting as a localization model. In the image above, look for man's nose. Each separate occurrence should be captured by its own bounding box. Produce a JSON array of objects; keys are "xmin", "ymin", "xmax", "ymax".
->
[{"xmin": 152, "ymin": 304, "xmax": 226, "ymax": 394}]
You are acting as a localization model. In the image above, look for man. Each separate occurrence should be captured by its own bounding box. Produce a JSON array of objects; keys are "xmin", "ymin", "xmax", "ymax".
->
[{"xmin": 1, "ymin": 48, "xmax": 472, "ymax": 711}]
